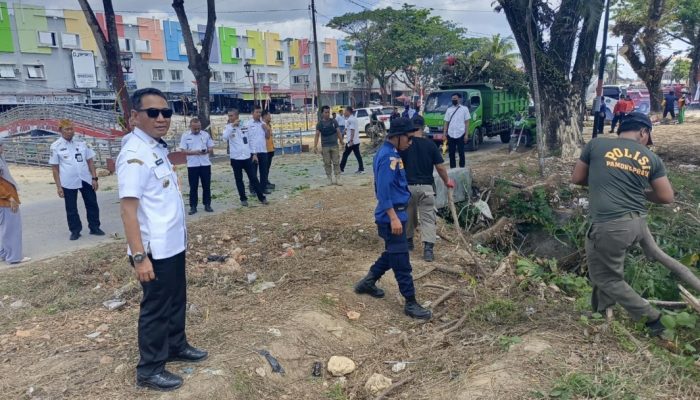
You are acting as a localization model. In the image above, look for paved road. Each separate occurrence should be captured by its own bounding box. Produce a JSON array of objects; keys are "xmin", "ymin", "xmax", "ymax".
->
[{"xmin": 4, "ymin": 138, "xmax": 509, "ymax": 271}]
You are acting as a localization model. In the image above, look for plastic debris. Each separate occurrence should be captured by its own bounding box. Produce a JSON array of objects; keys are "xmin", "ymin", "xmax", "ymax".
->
[
  {"xmin": 246, "ymin": 272, "xmax": 258, "ymax": 284},
  {"xmin": 207, "ymin": 254, "xmax": 228, "ymax": 262},
  {"xmin": 103, "ymin": 299, "xmax": 126, "ymax": 311},
  {"xmin": 252, "ymin": 281, "xmax": 276, "ymax": 293},
  {"xmin": 391, "ymin": 362, "xmax": 407, "ymax": 373},
  {"xmin": 312, "ymin": 361, "xmax": 322, "ymax": 377},
  {"xmin": 258, "ymin": 349, "xmax": 284, "ymax": 374}
]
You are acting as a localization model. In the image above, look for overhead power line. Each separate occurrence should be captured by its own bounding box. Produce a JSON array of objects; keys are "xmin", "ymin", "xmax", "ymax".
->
[{"xmin": 13, "ymin": 6, "xmax": 309, "ymax": 14}]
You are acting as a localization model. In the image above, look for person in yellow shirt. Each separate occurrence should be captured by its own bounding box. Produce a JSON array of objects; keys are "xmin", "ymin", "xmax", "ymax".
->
[
  {"xmin": 262, "ymin": 110, "xmax": 276, "ymax": 191},
  {"xmin": 679, "ymin": 94, "xmax": 687, "ymax": 124}
]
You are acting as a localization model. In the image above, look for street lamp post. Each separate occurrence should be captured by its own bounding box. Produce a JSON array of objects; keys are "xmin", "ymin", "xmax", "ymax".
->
[
  {"xmin": 304, "ymin": 80, "xmax": 310, "ymax": 131},
  {"xmin": 244, "ymin": 61, "xmax": 257, "ymax": 109}
]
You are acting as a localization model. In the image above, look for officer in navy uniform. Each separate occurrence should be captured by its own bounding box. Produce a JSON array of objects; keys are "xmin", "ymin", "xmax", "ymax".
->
[
  {"xmin": 117, "ymin": 88, "xmax": 207, "ymax": 392},
  {"xmin": 354, "ymin": 117, "xmax": 432, "ymax": 320}
]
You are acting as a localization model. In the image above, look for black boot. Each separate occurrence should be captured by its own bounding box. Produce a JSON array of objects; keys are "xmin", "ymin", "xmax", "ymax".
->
[
  {"xmin": 407, "ymin": 237, "xmax": 414, "ymax": 251},
  {"xmin": 354, "ymin": 273, "xmax": 385, "ymax": 298},
  {"xmin": 423, "ymin": 242, "xmax": 434, "ymax": 262},
  {"xmin": 405, "ymin": 300, "xmax": 432, "ymax": 320},
  {"xmin": 646, "ymin": 317, "xmax": 666, "ymax": 337}
]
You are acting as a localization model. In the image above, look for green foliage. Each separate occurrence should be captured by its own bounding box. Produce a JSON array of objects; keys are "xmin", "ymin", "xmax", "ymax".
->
[
  {"xmin": 507, "ymin": 188, "xmax": 555, "ymax": 228},
  {"xmin": 534, "ymin": 372, "xmax": 639, "ymax": 399},
  {"xmin": 516, "ymin": 257, "xmax": 591, "ymax": 298},
  {"xmin": 325, "ymin": 383, "xmax": 348, "ymax": 400},
  {"xmin": 498, "ymin": 335, "xmax": 523, "ymax": 350},
  {"xmin": 672, "ymin": 58, "xmax": 691, "ymax": 83},
  {"xmin": 470, "ymin": 299, "xmax": 518, "ymax": 324}
]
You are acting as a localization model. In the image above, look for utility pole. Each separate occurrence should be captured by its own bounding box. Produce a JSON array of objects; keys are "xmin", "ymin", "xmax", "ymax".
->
[
  {"xmin": 614, "ymin": 44, "xmax": 619, "ymax": 85},
  {"xmin": 310, "ymin": 0, "xmax": 323, "ymax": 117},
  {"xmin": 592, "ymin": 0, "xmax": 610, "ymax": 139}
]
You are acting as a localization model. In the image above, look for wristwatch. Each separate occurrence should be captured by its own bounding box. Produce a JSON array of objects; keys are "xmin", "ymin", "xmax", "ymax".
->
[
  {"xmin": 92, "ymin": 177, "xmax": 98, "ymax": 181},
  {"xmin": 133, "ymin": 252, "xmax": 146, "ymax": 264}
]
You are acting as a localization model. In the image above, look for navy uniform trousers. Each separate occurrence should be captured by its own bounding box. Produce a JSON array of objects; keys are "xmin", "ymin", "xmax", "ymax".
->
[
  {"xmin": 132, "ymin": 251, "xmax": 187, "ymax": 377},
  {"xmin": 369, "ymin": 221, "xmax": 416, "ymax": 298}
]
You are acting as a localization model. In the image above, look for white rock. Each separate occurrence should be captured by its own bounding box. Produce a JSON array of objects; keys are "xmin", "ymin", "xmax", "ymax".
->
[
  {"xmin": 103, "ymin": 299, "xmax": 126, "ymax": 311},
  {"xmin": 391, "ymin": 362, "xmax": 407, "ymax": 373},
  {"xmin": 365, "ymin": 373, "xmax": 392, "ymax": 394},
  {"xmin": 85, "ymin": 331, "xmax": 102, "ymax": 339},
  {"xmin": 327, "ymin": 356, "xmax": 356, "ymax": 377},
  {"xmin": 313, "ymin": 232, "xmax": 322, "ymax": 243},
  {"xmin": 247, "ymin": 272, "xmax": 258, "ymax": 284},
  {"xmin": 255, "ymin": 367, "xmax": 266, "ymax": 377},
  {"xmin": 10, "ymin": 300, "xmax": 27, "ymax": 309},
  {"xmin": 267, "ymin": 328, "xmax": 282, "ymax": 337}
]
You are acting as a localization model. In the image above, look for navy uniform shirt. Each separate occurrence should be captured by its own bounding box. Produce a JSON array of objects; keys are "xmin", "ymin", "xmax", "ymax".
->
[{"xmin": 373, "ymin": 141, "xmax": 411, "ymax": 224}]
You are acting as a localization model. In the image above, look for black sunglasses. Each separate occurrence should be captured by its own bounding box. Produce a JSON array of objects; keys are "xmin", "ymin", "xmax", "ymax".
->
[{"xmin": 138, "ymin": 108, "xmax": 173, "ymax": 119}]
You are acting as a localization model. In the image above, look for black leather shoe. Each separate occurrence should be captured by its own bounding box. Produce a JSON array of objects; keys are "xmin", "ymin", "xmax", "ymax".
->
[
  {"xmin": 168, "ymin": 345, "xmax": 208, "ymax": 363},
  {"xmin": 354, "ymin": 274, "xmax": 385, "ymax": 298},
  {"xmin": 261, "ymin": 198, "xmax": 269, "ymax": 205},
  {"xmin": 90, "ymin": 228, "xmax": 105, "ymax": 236},
  {"xmin": 263, "ymin": 189, "xmax": 272, "ymax": 195},
  {"xmin": 136, "ymin": 370, "xmax": 183, "ymax": 391},
  {"xmin": 204, "ymin": 205, "xmax": 214, "ymax": 212},
  {"xmin": 423, "ymin": 242, "xmax": 434, "ymax": 262},
  {"xmin": 405, "ymin": 301, "xmax": 432, "ymax": 320},
  {"xmin": 241, "ymin": 200, "xmax": 249, "ymax": 207},
  {"xmin": 407, "ymin": 237, "xmax": 414, "ymax": 251},
  {"xmin": 646, "ymin": 317, "xmax": 666, "ymax": 337},
  {"xmin": 188, "ymin": 207, "xmax": 197, "ymax": 215},
  {"xmin": 69, "ymin": 232, "xmax": 81, "ymax": 241},
  {"xmin": 266, "ymin": 183, "xmax": 276, "ymax": 190}
]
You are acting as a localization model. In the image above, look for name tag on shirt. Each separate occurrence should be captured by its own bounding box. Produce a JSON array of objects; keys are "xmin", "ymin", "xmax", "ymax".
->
[
  {"xmin": 155, "ymin": 158, "xmax": 164, "ymax": 166},
  {"xmin": 75, "ymin": 153, "xmax": 83, "ymax": 162}
]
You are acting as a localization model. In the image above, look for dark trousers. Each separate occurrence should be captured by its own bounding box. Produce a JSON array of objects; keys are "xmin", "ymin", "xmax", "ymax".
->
[
  {"xmin": 187, "ymin": 165, "xmax": 211, "ymax": 209},
  {"xmin": 231, "ymin": 158, "xmax": 266, "ymax": 202},
  {"xmin": 369, "ymin": 222, "xmax": 415, "ymax": 298},
  {"xmin": 610, "ymin": 114, "xmax": 623, "ymax": 132},
  {"xmin": 267, "ymin": 151, "xmax": 275, "ymax": 185},
  {"xmin": 62, "ymin": 180, "xmax": 100, "ymax": 234},
  {"xmin": 135, "ymin": 251, "xmax": 187, "ymax": 377},
  {"xmin": 663, "ymin": 107, "xmax": 675, "ymax": 119},
  {"xmin": 447, "ymin": 135, "xmax": 466, "ymax": 168},
  {"xmin": 340, "ymin": 143, "xmax": 364, "ymax": 172},
  {"xmin": 252, "ymin": 152, "xmax": 270, "ymax": 189}
]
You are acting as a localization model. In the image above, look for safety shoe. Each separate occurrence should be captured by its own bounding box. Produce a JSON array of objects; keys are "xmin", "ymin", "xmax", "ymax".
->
[
  {"xmin": 423, "ymin": 242, "xmax": 434, "ymax": 262},
  {"xmin": 407, "ymin": 237, "xmax": 414, "ymax": 251},
  {"xmin": 136, "ymin": 370, "xmax": 183, "ymax": 391},
  {"xmin": 405, "ymin": 301, "xmax": 432, "ymax": 320},
  {"xmin": 354, "ymin": 273, "xmax": 385, "ymax": 298}
]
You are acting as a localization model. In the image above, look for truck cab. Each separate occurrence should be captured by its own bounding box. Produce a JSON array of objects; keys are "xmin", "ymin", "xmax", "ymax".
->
[{"xmin": 423, "ymin": 89, "xmax": 481, "ymax": 145}]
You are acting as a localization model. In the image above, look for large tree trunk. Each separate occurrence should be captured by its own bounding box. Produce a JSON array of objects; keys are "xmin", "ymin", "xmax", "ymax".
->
[
  {"xmin": 194, "ymin": 72, "xmax": 211, "ymax": 130},
  {"xmin": 689, "ymin": 45, "xmax": 700, "ymax": 101},
  {"xmin": 77, "ymin": 0, "xmax": 132, "ymax": 131}
]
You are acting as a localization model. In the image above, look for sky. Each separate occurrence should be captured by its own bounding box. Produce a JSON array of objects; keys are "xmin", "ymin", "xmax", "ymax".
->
[{"xmin": 25, "ymin": 0, "xmax": 693, "ymax": 82}]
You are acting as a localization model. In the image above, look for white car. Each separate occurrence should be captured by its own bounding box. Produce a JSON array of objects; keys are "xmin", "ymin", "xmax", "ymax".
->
[{"xmin": 354, "ymin": 107, "xmax": 392, "ymax": 133}]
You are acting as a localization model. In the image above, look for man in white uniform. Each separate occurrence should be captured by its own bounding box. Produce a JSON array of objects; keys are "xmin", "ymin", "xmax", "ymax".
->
[
  {"xmin": 339, "ymin": 106, "xmax": 364, "ymax": 174},
  {"xmin": 179, "ymin": 118, "xmax": 214, "ymax": 215},
  {"xmin": 117, "ymin": 88, "xmax": 207, "ymax": 392},
  {"xmin": 222, "ymin": 109, "xmax": 268, "ymax": 207},
  {"xmin": 245, "ymin": 105, "xmax": 271, "ymax": 195},
  {"xmin": 442, "ymin": 93, "xmax": 471, "ymax": 168},
  {"xmin": 49, "ymin": 119, "xmax": 104, "ymax": 240}
]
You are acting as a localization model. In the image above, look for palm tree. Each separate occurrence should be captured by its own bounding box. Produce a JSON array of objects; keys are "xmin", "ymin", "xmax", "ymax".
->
[{"xmin": 477, "ymin": 34, "xmax": 520, "ymax": 64}]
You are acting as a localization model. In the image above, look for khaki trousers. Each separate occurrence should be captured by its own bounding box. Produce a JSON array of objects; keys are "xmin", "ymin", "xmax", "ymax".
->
[
  {"xmin": 321, "ymin": 146, "xmax": 340, "ymax": 178},
  {"xmin": 585, "ymin": 214, "xmax": 661, "ymax": 322},
  {"xmin": 406, "ymin": 184, "xmax": 437, "ymax": 244}
]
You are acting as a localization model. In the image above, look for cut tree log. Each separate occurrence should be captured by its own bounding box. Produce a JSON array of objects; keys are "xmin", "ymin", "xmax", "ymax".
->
[
  {"xmin": 472, "ymin": 217, "xmax": 513, "ymax": 245},
  {"xmin": 430, "ymin": 288, "xmax": 457, "ymax": 310},
  {"xmin": 638, "ymin": 230, "xmax": 700, "ymax": 293},
  {"xmin": 647, "ymin": 300, "xmax": 688, "ymax": 309},
  {"xmin": 679, "ymin": 285, "xmax": 700, "ymax": 315},
  {"xmin": 413, "ymin": 266, "xmax": 436, "ymax": 281}
]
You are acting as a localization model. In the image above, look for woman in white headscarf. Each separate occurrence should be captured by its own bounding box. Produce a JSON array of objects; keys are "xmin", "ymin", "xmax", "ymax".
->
[{"xmin": 0, "ymin": 139, "xmax": 30, "ymax": 265}]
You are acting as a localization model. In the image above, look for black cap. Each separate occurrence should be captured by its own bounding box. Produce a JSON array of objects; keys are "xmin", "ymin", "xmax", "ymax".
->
[
  {"xmin": 411, "ymin": 115, "xmax": 425, "ymax": 128},
  {"xmin": 387, "ymin": 117, "xmax": 415, "ymax": 137},
  {"xmin": 618, "ymin": 112, "xmax": 653, "ymax": 145}
]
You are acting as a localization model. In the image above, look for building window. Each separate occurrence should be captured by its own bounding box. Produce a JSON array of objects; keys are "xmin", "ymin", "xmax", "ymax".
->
[
  {"xmin": 232, "ymin": 47, "xmax": 241, "ymax": 59},
  {"xmin": 331, "ymin": 73, "xmax": 338, "ymax": 83},
  {"xmin": 276, "ymin": 50, "xmax": 284, "ymax": 61},
  {"xmin": 267, "ymin": 73, "xmax": 278, "ymax": 83},
  {"xmin": 245, "ymin": 48, "xmax": 256, "ymax": 59},
  {"xmin": 170, "ymin": 70, "xmax": 183, "ymax": 81},
  {"xmin": 224, "ymin": 71, "xmax": 235, "ymax": 83},
  {"xmin": 0, "ymin": 64, "xmax": 16, "ymax": 79},
  {"xmin": 339, "ymin": 74, "xmax": 346, "ymax": 83},
  {"xmin": 135, "ymin": 39, "xmax": 151, "ymax": 53},
  {"xmin": 323, "ymin": 53, "xmax": 331, "ymax": 63},
  {"xmin": 151, "ymin": 69, "xmax": 164, "ymax": 81},
  {"xmin": 119, "ymin": 38, "xmax": 132, "ymax": 52},
  {"xmin": 355, "ymin": 56, "xmax": 362, "ymax": 63},
  {"xmin": 293, "ymin": 75, "xmax": 301, "ymax": 84},
  {"xmin": 303, "ymin": 54, "xmax": 311, "ymax": 64},
  {"xmin": 212, "ymin": 71, "xmax": 222, "ymax": 82},
  {"xmin": 38, "ymin": 31, "xmax": 57, "ymax": 47},
  {"xmin": 345, "ymin": 55, "xmax": 352, "ymax": 65},
  {"xmin": 61, "ymin": 33, "xmax": 80, "ymax": 48},
  {"xmin": 179, "ymin": 42, "xmax": 187, "ymax": 56},
  {"xmin": 26, "ymin": 65, "xmax": 45, "ymax": 79},
  {"xmin": 288, "ymin": 56, "xmax": 295, "ymax": 65}
]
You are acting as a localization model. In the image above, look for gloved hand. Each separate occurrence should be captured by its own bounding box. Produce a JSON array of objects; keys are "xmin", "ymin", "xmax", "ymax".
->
[{"xmin": 446, "ymin": 179, "xmax": 456, "ymax": 189}]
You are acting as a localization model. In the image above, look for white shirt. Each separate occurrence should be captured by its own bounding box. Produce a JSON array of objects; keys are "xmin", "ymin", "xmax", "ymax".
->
[
  {"xmin": 335, "ymin": 115, "xmax": 346, "ymax": 127},
  {"xmin": 344, "ymin": 115, "xmax": 360, "ymax": 145},
  {"xmin": 245, "ymin": 119, "xmax": 267, "ymax": 154},
  {"xmin": 179, "ymin": 130, "xmax": 214, "ymax": 167},
  {"xmin": 443, "ymin": 105, "xmax": 471, "ymax": 138},
  {"xmin": 222, "ymin": 123, "xmax": 254, "ymax": 160},
  {"xmin": 408, "ymin": 108, "xmax": 416, "ymax": 119},
  {"xmin": 48, "ymin": 136, "xmax": 96, "ymax": 190},
  {"xmin": 116, "ymin": 128, "xmax": 187, "ymax": 260},
  {"xmin": 121, "ymin": 131, "xmax": 134, "ymax": 146}
]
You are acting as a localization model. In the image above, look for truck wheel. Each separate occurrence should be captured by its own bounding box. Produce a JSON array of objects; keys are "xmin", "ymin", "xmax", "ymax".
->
[
  {"xmin": 500, "ymin": 130, "xmax": 511, "ymax": 144},
  {"xmin": 466, "ymin": 129, "xmax": 480, "ymax": 152}
]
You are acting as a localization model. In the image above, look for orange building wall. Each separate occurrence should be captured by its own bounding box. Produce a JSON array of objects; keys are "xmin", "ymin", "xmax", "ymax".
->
[{"xmin": 137, "ymin": 17, "xmax": 164, "ymax": 60}]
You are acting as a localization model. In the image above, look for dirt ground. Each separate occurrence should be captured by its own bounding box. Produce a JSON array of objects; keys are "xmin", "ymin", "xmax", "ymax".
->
[{"xmin": 1, "ymin": 115, "xmax": 700, "ymax": 399}]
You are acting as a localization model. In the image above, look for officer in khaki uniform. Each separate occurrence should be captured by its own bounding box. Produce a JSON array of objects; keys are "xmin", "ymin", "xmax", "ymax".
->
[
  {"xmin": 399, "ymin": 116, "xmax": 454, "ymax": 262},
  {"xmin": 571, "ymin": 112, "xmax": 675, "ymax": 336},
  {"xmin": 117, "ymin": 88, "xmax": 207, "ymax": 391}
]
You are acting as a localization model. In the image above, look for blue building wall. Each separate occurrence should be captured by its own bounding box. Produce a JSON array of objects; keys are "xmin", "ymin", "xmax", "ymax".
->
[
  {"xmin": 163, "ymin": 20, "xmax": 188, "ymax": 62},
  {"xmin": 197, "ymin": 24, "xmax": 220, "ymax": 64},
  {"xmin": 337, "ymin": 39, "xmax": 348, "ymax": 69}
]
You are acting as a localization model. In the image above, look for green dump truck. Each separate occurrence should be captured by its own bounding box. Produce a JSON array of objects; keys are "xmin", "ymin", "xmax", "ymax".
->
[{"xmin": 423, "ymin": 83, "xmax": 529, "ymax": 151}]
